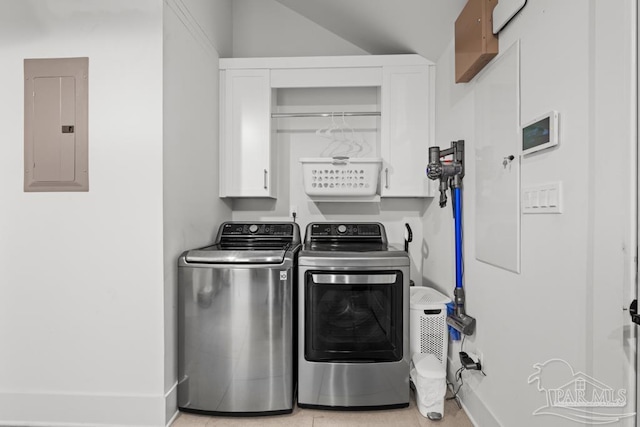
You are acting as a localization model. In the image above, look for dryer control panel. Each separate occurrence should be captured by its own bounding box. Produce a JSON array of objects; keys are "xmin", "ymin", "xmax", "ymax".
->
[{"xmin": 309, "ymin": 223, "xmax": 382, "ymax": 237}]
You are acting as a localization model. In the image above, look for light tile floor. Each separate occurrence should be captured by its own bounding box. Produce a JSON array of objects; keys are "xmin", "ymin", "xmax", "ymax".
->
[{"xmin": 171, "ymin": 390, "xmax": 473, "ymax": 427}]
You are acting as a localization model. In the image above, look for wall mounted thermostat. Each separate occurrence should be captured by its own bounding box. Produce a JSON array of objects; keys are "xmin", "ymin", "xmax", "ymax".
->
[{"xmin": 521, "ymin": 111, "xmax": 559, "ymax": 156}]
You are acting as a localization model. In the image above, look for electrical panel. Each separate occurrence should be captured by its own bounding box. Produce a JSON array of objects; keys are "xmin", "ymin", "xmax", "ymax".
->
[{"xmin": 24, "ymin": 57, "xmax": 88, "ymax": 192}]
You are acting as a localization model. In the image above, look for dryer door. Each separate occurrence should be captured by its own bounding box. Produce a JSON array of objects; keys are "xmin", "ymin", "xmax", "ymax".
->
[{"xmin": 304, "ymin": 270, "xmax": 403, "ymax": 362}]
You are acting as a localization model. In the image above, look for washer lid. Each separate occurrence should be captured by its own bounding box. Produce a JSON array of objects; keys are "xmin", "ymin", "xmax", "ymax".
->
[
  {"xmin": 184, "ymin": 246, "xmax": 289, "ymax": 264},
  {"xmin": 183, "ymin": 221, "xmax": 301, "ymax": 264}
]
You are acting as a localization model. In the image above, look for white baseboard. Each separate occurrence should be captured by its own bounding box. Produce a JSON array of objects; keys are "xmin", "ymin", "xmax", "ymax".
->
[
  {"xmin": 0, "ymin": 390, "xmax": 165, "ymax": 427},
  {"xmin": 165, "ymin": 382, "xmax": 178, "ymax": 427},
  {"xmin": 457, "ymin": 385, "xmax": 502, "ymax": 427}
]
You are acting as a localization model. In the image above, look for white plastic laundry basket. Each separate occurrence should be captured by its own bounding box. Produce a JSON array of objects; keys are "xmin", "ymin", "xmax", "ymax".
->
[
  {"xmin": 409, "ymin": 287, "xmax": 451, "ymax": 365},
  {"xmin": 300, "ymin": 157, "xmax": 382, "ymax": 196}
]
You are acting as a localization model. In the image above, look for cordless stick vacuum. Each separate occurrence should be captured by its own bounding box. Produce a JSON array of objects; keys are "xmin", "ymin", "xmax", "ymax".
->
[{"xmin": 426, "ymin": 140, "xmax": 476, "ymax": 336}]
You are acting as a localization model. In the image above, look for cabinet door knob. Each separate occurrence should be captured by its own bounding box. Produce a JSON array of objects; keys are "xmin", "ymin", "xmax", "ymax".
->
[{"xmin": 263, "ymin": 169, "xmax": 268, "ymax": 190}]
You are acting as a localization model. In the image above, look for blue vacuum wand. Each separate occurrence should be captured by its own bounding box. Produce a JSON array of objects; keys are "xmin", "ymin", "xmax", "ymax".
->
[{"xmin": 426, "ymin": 140, "xmax": 476, "ymax": 336}]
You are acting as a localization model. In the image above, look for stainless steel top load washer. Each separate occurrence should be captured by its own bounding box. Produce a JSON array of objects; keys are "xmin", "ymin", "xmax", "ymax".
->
[
  {"xmin": 297, "ymin": 222, "xmax": 410, "ymax": 410},
  {"xmin": 178, "ymin": 222, "xmax": 301, "ymax": 415}
]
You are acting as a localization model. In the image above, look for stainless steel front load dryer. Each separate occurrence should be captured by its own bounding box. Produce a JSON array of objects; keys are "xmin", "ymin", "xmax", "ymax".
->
[
  {"xmin": 298, "ymin": 222, "xmax": 410, "ymax": 410},
  {"xmin": 178, "ymin": 222, "xmax": 301, "ymax": 415}
]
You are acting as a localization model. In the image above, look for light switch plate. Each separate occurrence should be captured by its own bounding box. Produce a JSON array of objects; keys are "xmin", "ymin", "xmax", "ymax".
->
[{"xmin": 522, "ymin": 182, "xmax": 562, "ymax": 214}]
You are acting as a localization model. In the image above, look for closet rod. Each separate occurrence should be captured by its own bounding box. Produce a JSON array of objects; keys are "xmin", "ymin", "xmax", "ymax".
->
[{"xmin": 271, "ymin": 111, "xmax": 381, "ymax": 118}]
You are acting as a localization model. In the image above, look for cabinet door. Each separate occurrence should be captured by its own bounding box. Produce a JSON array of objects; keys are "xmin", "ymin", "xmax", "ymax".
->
[
  {"xmin": 380, "ymin": 65, "xmax": 434, "ymax": 197},
  {"xmin": 220, "ymin": 69, "xmax": 275, "ymax": 198}
]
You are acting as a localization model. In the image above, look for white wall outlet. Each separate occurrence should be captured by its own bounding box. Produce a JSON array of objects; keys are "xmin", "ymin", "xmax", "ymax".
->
[
  {"xmin": 289, "ymin": 205, "xmax": 297, "ymax": 218},
  {"xmin": 466, "ymin": 350, "xmax": 485, "ymax": 373}
]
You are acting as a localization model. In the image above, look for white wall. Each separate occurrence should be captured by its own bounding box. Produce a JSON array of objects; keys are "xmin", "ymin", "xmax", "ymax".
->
[
  {"xmin": 163, "ymin": 0, "xmax": 232, "ymax": 424},
  {"xmin": 231, "ymin": 0, "xmax": 368, "ymax": 58},
  {"xmin": 423, "ymin": 1, "xmax": 636, "ymax": 426},
  {"xmin": 0, "ymin": 1, "xmax": 166, "ymax": 426},
  {"xmin": 175, "ymin": 0, "xmax": 232, "ymax": 58},
  {"xmin": 273, "ymin": 0, "xmax": 466, "ymax": 62}
]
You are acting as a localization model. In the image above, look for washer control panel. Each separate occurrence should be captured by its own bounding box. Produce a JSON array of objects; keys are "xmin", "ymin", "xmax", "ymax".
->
[{"xmin": 221, "ymin": 223, "xmax": 294, "ymax": 236}]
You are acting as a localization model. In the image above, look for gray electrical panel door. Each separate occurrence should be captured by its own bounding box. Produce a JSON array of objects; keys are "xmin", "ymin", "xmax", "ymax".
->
[{"xmin": 24, "ymin": 57, "xmax": 88, "ymax": 192}]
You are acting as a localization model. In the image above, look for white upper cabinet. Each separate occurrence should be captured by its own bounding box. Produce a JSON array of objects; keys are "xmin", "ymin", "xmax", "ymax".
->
[
  {"xmin": 219, "ymin": 69, "xmax": 276, "ymax": 198},
  {"xmin": 380, "ymin": 65, "xmax": 434, "ymax": 197},
  {"xmin": 219, "ymin": 55, "xmax": 434, "ymax": 199}
]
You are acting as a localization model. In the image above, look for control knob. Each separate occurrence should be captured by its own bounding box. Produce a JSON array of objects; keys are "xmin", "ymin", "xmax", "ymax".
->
[
  {"xmin": 249, "ymin": 224, "xmax": 259, "ymax": 233},
  {"xmin": 337, "ymin": 224, "xmax": 347, "ymax": 234}
]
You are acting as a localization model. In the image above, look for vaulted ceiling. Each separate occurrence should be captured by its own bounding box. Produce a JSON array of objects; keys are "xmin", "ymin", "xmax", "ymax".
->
[{"xmin": 274, "ymin": 0, "xmax": 467, "ymax": 61}]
